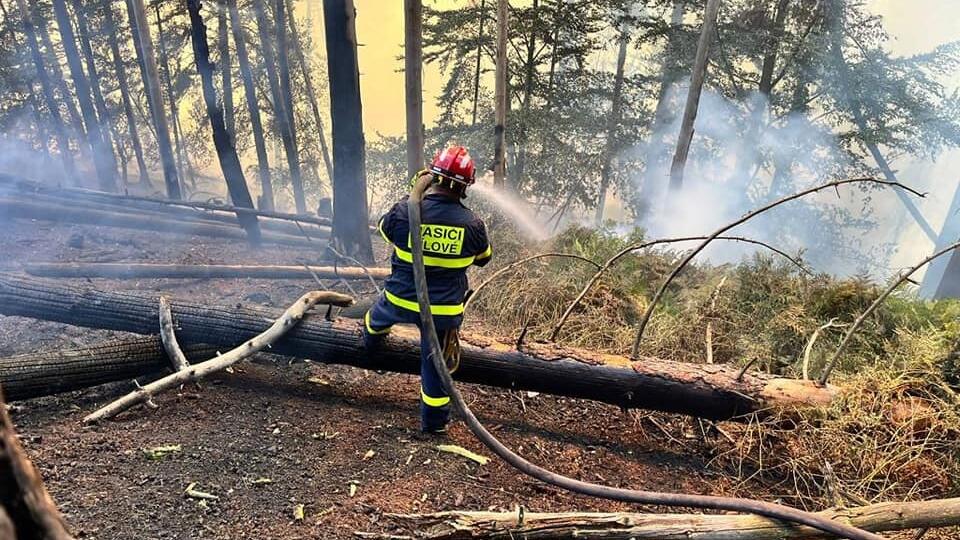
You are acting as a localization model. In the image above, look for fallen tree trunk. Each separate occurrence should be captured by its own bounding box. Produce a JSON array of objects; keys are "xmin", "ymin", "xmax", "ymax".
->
[
  {"xmin": 386, "ymin": 499, "xmax": 960, "ymax": 539},
  {"xmin": 0, "ymin": 274, "xmax": 836, "ymax": 420},
  {"xmin": 24, "ymin": 263, "xmax": 390, "ymax": 281},
  {"xmin": 13, "ymin": 190, "xmax": 331, "ymax": 239},
  {"xmin": 0, "ymin": 197, "xmax": 326, "ymax": 248},
  {"xmin": 0, "ymin": 388, "xmax": 73, "ymax": 539},
  {"xmin": 0, "ymin": 335, "xmax": 219, "ymax": 401},
  {"xmin": 0, "ymin": 172, "xmax": 333, "ymax": 227}
]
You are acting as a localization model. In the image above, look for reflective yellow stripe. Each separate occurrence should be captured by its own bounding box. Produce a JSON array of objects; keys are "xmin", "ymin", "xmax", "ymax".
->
[
  {"xmin": 476, "ymin": 245, "xmax": 493, "ymax": 260},
  {"xmin": 377, "ymin": 218, "xmax": 390, "ymax": 243},
  {"xmin": 384, "ymin": 290, "xmax": 464, "ymax": 316},
  {"xmin": 364, "ymin": 311, "xmax": 391, "ymax": 335},
  {"xmin": 394, "ymin": 246, "xmax": 475, "ymax": 269},
  {"xmin": 421, "ymin": 387, "xmax": 450, "ymax": 407}
]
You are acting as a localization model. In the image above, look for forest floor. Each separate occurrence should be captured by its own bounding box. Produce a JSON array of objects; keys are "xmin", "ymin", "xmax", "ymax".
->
[{"xmin": 0, "ymin": 218, "xmax": 937, "ymax": 539}]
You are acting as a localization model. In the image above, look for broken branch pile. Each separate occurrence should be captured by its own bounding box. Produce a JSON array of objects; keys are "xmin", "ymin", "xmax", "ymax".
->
[{"xmin": 0, "ymin": 274, "xmax": 836, "ymax": 420}]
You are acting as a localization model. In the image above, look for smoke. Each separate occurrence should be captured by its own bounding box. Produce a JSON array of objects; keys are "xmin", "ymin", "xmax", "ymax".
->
[{"xmin": 622, "ymin": 83, "xmax": 946, "ymax": 278}]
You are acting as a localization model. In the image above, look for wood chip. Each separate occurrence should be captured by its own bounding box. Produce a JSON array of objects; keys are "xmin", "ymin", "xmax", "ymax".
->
[
  {"xmin": 293, "ymin": 503, "xmax": 305, "ymax": 521},
  {"xmin": 184, "ymin": 483, "xmax": 219, "ymax": 501},
  {"xmin": 142, "ymin": 444, "xmax": 181, "ymax": 460}
]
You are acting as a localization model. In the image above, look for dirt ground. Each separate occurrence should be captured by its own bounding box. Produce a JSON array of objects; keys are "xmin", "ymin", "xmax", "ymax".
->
[{"xmin": 0, "ymin": 218, "xmax": 935, "ymax": 539}]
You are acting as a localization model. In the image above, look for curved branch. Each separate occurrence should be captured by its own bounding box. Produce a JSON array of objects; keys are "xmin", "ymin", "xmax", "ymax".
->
[
  {"xmin": 630, "ymin": 177, "xmax": 924, "ymax": 359},
  {"xmin": 818, "ymin": 241, "xmax": 960, "ymax": 384},
  {"xmin": 464, "ymin": 253, "xmax": 601, "ymax": 312},
  {"xmin": 550, "ymin": 235, "xmax": 809, "ymax": 342}
]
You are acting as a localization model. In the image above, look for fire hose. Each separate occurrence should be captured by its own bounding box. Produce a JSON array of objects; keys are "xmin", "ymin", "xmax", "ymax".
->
[{"xmin": 406, "ymin": 174, "xmax": 884, "ymax": 540}]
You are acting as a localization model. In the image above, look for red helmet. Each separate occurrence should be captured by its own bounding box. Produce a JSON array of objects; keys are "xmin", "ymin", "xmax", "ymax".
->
[{"xmin": 430, "ymin": 146, "xmax": 476, "ymax": 186}]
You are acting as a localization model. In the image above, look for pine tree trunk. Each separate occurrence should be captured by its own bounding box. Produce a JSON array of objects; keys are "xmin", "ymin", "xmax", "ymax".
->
[
  {"xmin": 323, "ymin": 0, "xmax": 374, "ymax": 261},
  {"xmin": 127, "ymin": 0, "xmax": 181, "ymax": 199},
  {"xmin": 471, "ymin": 0, "xmax": 486, "ymax": 126},
  {"xmin": 50, "ymin": 0, "xmax": 117, "ymax": 192},
  {"xmin": 274, "ymin": 0, "xmax": 307, "ymax": 213},
  {"xmin": 186, "ymin": 0, "xmax": 262, "ymax": 245},
  {"xmin": 153, "ymin": 4, "xmax": 190, "ymax": 191},
  {"xmin": 667, "ymin": 0, "xmax": 721, "ymax": 193},
  {"xmin": 595, "ymin": 30, "xmax": 629, "ymax": 224},
  {"xmin": 640, "ymin": 1, "xmax": 685, "ymax": 208},
  {"xmin": 228, "ymin": 0, "xmax": 274, "ymax": 210},
  {"xmin": 217, "ymin": 2, "xmax": 235, "ymax": 143},
  {"xmin": 404, "ymin": 0, "xmax": 425, "ymax": 179},
  {"xmin": 252, "ymin": 0, "xmax": 305, "ymax": 214},
  {"xmin": 13, "ymin": 0, "xmax": 76, "ymax": 182},
  {"xmin": 72, "ymin": 0, "xmax": 119, "ymax": 179},
  {"xmin": 104, "ymin": 1, "xmax": 150, "ymax": 186},
  {"xmin": 33, "ymin": 5, "xmax": 85, "ymax": 154},
  {"xmin": 492, "ymin": 0, "xmax": 509, "ymax": 186},
  {"xmin": 514, "ymin": 0, "xmax": 538, "ymax": 188},
  {"xmin": 286, "ymin": 0, "xmax": 334, "ymax": 192}
]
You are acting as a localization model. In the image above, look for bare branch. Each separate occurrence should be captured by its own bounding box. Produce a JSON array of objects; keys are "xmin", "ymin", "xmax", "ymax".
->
[
  {"xmin": 818, "ymin": 241, "xmax": 960, "ymax": 384},
  {"xmin": 550, "ymin": 235, "xmax": 809, "ymax": 342},
  {"xmin": 630, "ymin": 177, "xmax": 924, "ymax": 359}
]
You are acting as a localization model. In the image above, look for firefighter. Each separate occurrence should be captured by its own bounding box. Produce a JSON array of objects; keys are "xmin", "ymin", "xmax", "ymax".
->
[{"xmin": 362, "ymin": 145, "xmax": 492, "ymax": 434}]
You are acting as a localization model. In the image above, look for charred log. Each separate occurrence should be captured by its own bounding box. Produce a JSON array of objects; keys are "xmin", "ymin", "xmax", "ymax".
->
[{"xmin": 0, "ymin": 275, "xmax": 836, "ymax": 420}]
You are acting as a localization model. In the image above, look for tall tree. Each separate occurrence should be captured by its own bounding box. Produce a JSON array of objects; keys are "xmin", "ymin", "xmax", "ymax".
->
[
  {"xmin": 217, "ymin": 1, "xmax": 234, "ymax": 142},
  {"xmin": 50, "ymin": 0, "xmax": 117, "ymax": 191},
  {"xmin": 667, "ymin": 0, "xmax": 721, "ymax": 193},
  {"xmin": 153, "ymin": 3, "xmax": 190, "ymax": 188},
  {"xmin": 227, "ymin": 0, "xmax": 274, "ymax": 210},
  {"xmin": 595, "ymin": 25, "xmax": 629, "ymax": 224},
  {"xmin": 274, "ymin": 0, "xmax": 307, "ymax": 213},
  {"xmin": 72, "ymin": 0, "xmax": 118, "ymax": 179},
  {"xmin": 492, "ymin": 0, "xmax": 508, "ymax": 186},
  {"xmin": 127, "ymin": 0, "xmax": 181, "ymax": 199},
  {"xmin": 33, "ymin": 4, "xmax": 85, "ymax": 152},
  {"xmin": 185, "ymin": 0, "xmax": 261, "ymax": 244},
  {"xmin": 471, "ymin": 0, "xmax": 486, "ymax": 126},
  {"xmin": 103, "ymin": 0, "xmax": 150, "ymax": 186},
  {"xmin": 285, "ymin": 0, "xmax": 334, "ymax": 190},
  {"xmin": 404, "ymin": 0, "xmax": 425, "ymax": 178},
  {"xmin": 323, "ymin": 0, "xmax": 373, "ymax": 261},
  {"xmin": 12, "ymin": 0, "xmax": 76, "ymax": 181},
  {"xmin": 252, "ymin": 0, "xmax": 305, "ymax": 213},
  {"xmin": 824, "ymin": 0, "xmax": 936, "ymax": 242},
  {"xmin": 513, "ymin": 0, "xmax": 538, "ymax": 186}
]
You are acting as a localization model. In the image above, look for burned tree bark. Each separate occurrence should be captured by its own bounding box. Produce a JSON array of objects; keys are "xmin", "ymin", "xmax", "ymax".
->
[
  {"xmin": 323, "ymin": 0, "xmax": 374, "ymax": 262},
  {"xmin": 0, "ymin": 336, "xmax": 219, "ymax": 402},
  {"xmin": 253, "ymin": 0, "xmax": 306, "ymax": 214},
  {"xmin": 667, "ymin": 0, "xmax": 721, "ymax": 193},
  {"xmin": 50, "ymin": 0, "xmax": 118, "ymax": 192},
  {"xmin": 217, "ymin": 2, "xmax": 235, "ymax": 142},
  {"xmin": 13, "ymin": 0, "xmax": 76, "ymax": 182},
  {"xmin": 0, "ymin": 274, "xmax": 838, "ymax": 421},
  {"xmin": 72, "ymin": 0, "xmax": 118, "ymax": 175},
  {"xmin": 33, "ymin": 4, "xmax": 86, "ymax": 157},
  {"xmin": 0, "ymin": 389, "xmax": 73, "ymax": 539},
  {"xmin": 103, "ymin": 1, "xmax": 150, "ymax": 186},
  {"xmin": 228, "ymin": 0, "xmax": 274, "ymax": 210},
  {"xmin": 127, "ymin": 0, "xmax": 181, "ymax": 199},
  {"xmin": 186, "ymin": 0, "xmax": 262, "ymax": 245}
]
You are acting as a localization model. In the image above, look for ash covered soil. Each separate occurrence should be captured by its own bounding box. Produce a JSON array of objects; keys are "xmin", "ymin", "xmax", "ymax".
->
[{"xmin": 1, "ymin": 220, "xmax": 766, "ymax": 539}]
